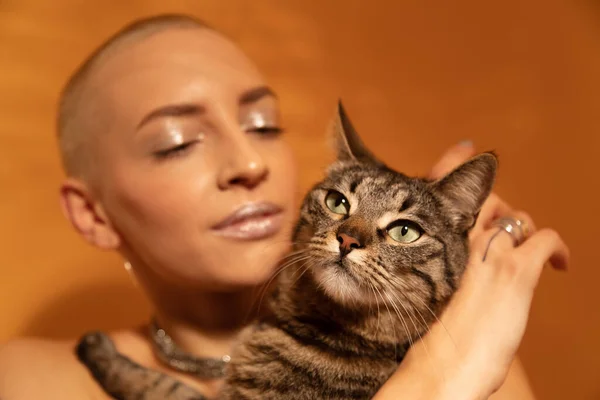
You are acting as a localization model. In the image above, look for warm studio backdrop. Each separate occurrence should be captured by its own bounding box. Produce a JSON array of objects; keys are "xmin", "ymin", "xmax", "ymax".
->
[{"xmin": 1, "ymin": 1, "xmax": 598, "ymax": 399}]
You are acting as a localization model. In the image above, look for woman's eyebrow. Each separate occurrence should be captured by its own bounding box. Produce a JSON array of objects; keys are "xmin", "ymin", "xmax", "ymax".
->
[
  {"xmin": 137, "ymin": 104, "xmax": 205, "ymax": 130},
  {"xmin": 240, "ymin": 86, "xmax": 277, "ymax": 105}
]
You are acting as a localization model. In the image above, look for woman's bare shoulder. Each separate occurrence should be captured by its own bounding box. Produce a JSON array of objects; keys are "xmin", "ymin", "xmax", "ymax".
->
[{"xmin": 0, "ymin": 336, "xmax": 110, "ymax": 399}]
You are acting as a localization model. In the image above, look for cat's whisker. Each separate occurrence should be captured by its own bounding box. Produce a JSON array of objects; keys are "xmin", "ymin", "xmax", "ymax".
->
[
  {"xmin": 395, "ymin": 291, "xmax": 454, "ymax": 385},
  {"xmin": 400, "ymin": 294, "xmax": 431, "ymax": 337},
  {"xmin": 289, "ymin": 259, "xmax": 316, "ymax": 288},
  {"xmin": 275, "ymin": 249, "xmax": 311, "ymax": 262},
  {"xmin": 255, "ymin": 238, "xmax": 318, "ymax": 256},
  {"xmin": 387, "ymin": 276, "xmax": 449, "ymax": 373},
  {"xmin": 292, "ymin": 260, "xmax": 314, "ymax": 298},
  {"xmin": 363, "ymin": 262, "xmax": 403, "ymax": 358},
  {"xmin": 385, "ymin": 274, "xmax": 456, "ymax": 348},
  {"xmin": 366, "ymin": 280, "xmax": 381, "ymax": 335},
  {"xmin": 407, "ymin": 294, "xmax": 458, "ymax": 352},
  {"xmin": 274, "ymin": 255, "xmax": 313, "ymax": 282},
  {"xmin": 243, "ymin": 281, "xmax": 271, "ymax": 324},
  {"xmin": 275, "ymin": 243, "xmax": 331, "ymax": 262},
  {"xmin": 251, "ymin": 242, "xmax": 330, "ymax": 319},
  {"xmin": 291, "ymin": 263, "xmax": 315, "ymax": 293},
  {"xmin": 268, "ymin": 256, "xmax": 311, "ymax": 286},
  {"xmin": 277, "ymin": 254, "xmax": 312, "ymax": 271},
  {"xmin": 362, "ymin": 261, "xmax": 386, "ymax": 335},
  {"xmin": 367, "ymin": 283, "xmax": 375, "ymax": 331},
  {"xmin": 387, "ymin": 276, "xmax": 431, "ymax": 334},
  {"xmin": 382, "ymin": 291, "xmax": 408, "ymax": 362},
  {"xmin": 388, "ymin": 289, "xmax": 436, "ymax": 379},
  {"xmin": 382, "ymin": 290, "xmax": 413, "ymax": 349},
  {"xmin": 388, "ymin": 290, "xmax": 420, "ymax": 338},
  {"xmin": 374, "ymin": 287, "xmax": 381, "ymax": 335},
  {"xmin": 371, "ymin": 282, "xmax": 398, "ymax": 358},
  {"xmin": 253, "ymin": 255, "xmax": 313, "ymax": 317}
]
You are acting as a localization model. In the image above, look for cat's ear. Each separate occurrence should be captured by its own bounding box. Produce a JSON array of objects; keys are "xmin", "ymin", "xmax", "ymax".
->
[
  {"xmin": 330, "ymin": 101, "xmax": 383, "ymax": 165},
  {"xmin": 431, "ymin": 152, "xmax": 498, "ymax": 231}
]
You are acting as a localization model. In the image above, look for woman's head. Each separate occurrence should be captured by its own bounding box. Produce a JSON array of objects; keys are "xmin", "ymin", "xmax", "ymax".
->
[{"xmin": 58, "ymin": 15, "xmax": 298, "ymax": 292}]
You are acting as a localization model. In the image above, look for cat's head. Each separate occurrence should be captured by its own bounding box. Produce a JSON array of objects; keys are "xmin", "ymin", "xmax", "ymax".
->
[{"xmin": 293, "ymin": 102, "xmax": 497, "ymax": 314}]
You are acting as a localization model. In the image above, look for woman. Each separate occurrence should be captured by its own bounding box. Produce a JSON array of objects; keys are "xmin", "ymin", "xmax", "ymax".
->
[{"xmin": 0, "ymin": 14, "xmax": 568, "ymax": 399}]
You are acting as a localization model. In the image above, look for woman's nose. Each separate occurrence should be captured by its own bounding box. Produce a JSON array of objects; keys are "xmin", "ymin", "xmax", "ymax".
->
[{"xmin": 217, "ymin": 134, "xmax": 269, "ymax": 191}]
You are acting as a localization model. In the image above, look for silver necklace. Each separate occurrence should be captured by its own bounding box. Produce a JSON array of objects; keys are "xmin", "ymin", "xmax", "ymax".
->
[{"xmin": 149, "ymin": 318, "xmax": 231, "ymax": 379}]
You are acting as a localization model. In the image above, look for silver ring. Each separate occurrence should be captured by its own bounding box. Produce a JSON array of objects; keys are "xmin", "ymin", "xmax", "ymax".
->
[{"xmin": 491, "ymin": 216, "xmax": 530, "ymax": 247}]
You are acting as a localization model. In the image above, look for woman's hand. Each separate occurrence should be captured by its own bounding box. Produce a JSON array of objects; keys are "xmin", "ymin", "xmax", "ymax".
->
[{"xmin": 374, "ymin": 142, "xmax": 570, "ymax": 400}]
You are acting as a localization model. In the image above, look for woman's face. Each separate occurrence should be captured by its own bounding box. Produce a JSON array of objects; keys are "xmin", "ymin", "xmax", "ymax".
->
[{"xmin": 86, "ymin": 28, "xmax": 298, "ymax": 289}]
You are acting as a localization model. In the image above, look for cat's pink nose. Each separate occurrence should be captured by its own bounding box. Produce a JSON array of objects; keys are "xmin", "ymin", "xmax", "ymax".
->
[{"xmin": 337, "ymin": 233, "xmax": 362, "ymax": 258}]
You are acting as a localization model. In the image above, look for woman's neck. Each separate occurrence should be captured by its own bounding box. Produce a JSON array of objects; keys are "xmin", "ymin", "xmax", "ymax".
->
[{"xmin": 150, "ymin": 285, "xmax": 267, "ymax": 358}]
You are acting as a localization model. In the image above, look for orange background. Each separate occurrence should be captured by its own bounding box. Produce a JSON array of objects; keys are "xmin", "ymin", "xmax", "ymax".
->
[{"xmin": 1, "ymin": 1, "xmax": 598, "ymax": 399}]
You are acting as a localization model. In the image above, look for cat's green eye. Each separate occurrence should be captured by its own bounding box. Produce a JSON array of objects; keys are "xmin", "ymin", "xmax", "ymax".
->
[
  {"xmin": 325, "ymin": 190, "xmax": 350, "ymax": 215},
  {"xmin": 387, "ymin": 221, "xmax": 422, "ymax": 243}
]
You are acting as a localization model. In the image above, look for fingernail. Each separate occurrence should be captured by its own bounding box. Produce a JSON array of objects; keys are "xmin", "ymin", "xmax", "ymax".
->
[{"xmin": 459, "ymin": 140, "xmax": 473, "ymax": 148}]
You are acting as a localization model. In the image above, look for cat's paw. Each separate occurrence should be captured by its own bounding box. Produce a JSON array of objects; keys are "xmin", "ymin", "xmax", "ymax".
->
[{"xmin": 75, "ymin": 331, "xmax": 118, "ymax": 365}]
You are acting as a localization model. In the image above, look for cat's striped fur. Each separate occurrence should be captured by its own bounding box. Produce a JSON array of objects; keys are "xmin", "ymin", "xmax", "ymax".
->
[
  {"xmin": 76, "ymin": 332, "xmax": 206, "ymax": 400},
  {"xmin": 76, "ymin": 103, "xmax": 497, "ymax": 399}
]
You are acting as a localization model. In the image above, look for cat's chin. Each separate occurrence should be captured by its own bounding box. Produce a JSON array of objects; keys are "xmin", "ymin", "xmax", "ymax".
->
[{"xmin": 311, "ymin": 262, "xmax": 379, "ymax": 309}]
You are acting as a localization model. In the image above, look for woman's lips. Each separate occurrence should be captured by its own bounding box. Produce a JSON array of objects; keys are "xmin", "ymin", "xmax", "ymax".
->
[{"xmin": 211, "ymin": 202, "xmax": 284, "ymax": 240}]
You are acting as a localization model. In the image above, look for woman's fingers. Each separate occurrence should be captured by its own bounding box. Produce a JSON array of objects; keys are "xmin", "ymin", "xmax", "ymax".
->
[
  {"xmin": 470, "ymin": 223, "xmax": 568, "ymax": 292},
  {"xmin": 470, "ymin": 194, "xmax": 513, "ymax": 239},
  {"xmin": 470, "ymin": 211, "xmax": 534, "ymax": 262},
  {"xmin": 514, "ymin": 228, "xmax": 570, "ymax": 277},
  {"xmin": 428, "ymin": 142, "xmax": 476, "ymax": 180}
]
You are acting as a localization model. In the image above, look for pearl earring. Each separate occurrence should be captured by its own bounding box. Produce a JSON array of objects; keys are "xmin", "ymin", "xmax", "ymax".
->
[{"xmin": 123, "ymin": 260, "xmax": 138, "ymax": 287}]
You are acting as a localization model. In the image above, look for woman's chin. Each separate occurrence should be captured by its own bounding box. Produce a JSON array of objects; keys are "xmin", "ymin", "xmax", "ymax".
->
[
  {"xmin": 196, "ymin": 257, "xmax": 282, "ymax": 291},
  {"xmin": 149, "ymin": 233, "xmax": 293, "ymax": 291}
]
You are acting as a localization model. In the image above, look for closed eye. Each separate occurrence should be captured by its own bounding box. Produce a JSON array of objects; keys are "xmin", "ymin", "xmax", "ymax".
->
[
  {"xmin": 248, "ymin": 126, "xmax": 284, "ymax": 135},
  {"xmin": 154, "ymin": 141, "xmax": 198, "ymax": 159}
]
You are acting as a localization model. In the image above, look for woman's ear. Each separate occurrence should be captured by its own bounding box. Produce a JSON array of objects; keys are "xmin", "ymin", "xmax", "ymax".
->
[{"xmin": 59, "ymin": 178, "xmax": 121, "ymax": 250}]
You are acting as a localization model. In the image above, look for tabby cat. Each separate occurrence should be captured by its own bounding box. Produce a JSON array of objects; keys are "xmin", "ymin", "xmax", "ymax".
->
[{"xmin": 76, "ymin": 103, "xmax": 497, "ymax": 400}]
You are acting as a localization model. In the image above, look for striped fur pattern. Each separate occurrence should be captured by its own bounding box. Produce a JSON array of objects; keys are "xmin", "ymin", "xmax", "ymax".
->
[
  {"xmin": 76, "ymin": 332, "xmax": 206, "ymax": 400},
  {"xmin": 76, "ymin": 103, "xmax": 497, "ymax": 399}
]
